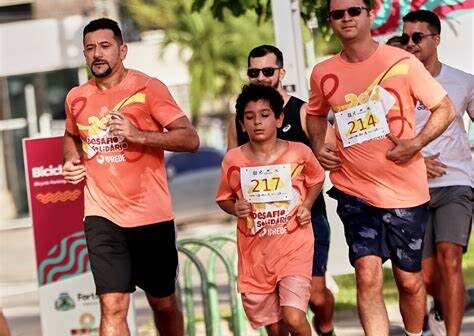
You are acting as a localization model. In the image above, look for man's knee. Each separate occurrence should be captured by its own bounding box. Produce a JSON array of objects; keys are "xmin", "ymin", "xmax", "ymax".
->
[
  {"xmin": 436, "ymin": 243, "xmax": 463, "ymax": 274},
  {"xmin": 100, "ymin": 293, "xmax": 130, "ymax": 320},
  {"xmin": 310, "ymin": 291, "xmax": 327, "ymax": 308},
  {"xmin": 310, "ymin": 277, "xmax": 328, "ymax": 307},
  {"xmin": 355, "ymin": 257, "xmax": 383, "ymax": 292},
  {"xmin": 147, "ymin": 293, "xmax": 180, "ymax": 314},
  {"xmin": 397, "ymin": 273, "xmax": 424, "ymax": 296}
]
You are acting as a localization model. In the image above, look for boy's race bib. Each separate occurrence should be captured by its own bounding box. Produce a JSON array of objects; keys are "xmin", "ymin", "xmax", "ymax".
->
[{"xmin": 240, "ymin": 164, "xmax": 292, "ymax": 203}]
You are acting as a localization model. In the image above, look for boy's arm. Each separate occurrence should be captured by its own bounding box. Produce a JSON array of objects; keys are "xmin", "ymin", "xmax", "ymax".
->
[
  {"xmin": 217, "ymin": 199, "xmax": 251, "ymax": 218},
  {"xmin": 296, "ymin": 181, "xmax": 323, "ymax": 226},
  {"xmin": 218, "ymin": 199, "xmax": 237, "ymax": 216},
  {"xmin": 302, "ymin": 181, "xmax": 323, "ymax": 210}
]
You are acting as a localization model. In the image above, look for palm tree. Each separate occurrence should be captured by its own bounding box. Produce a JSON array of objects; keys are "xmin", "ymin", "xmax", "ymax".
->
[{"xmin": 122, "ymin": 0, "xmax": 273, "ymax": 124}]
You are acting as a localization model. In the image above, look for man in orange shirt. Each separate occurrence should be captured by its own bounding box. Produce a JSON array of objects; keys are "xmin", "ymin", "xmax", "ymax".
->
[
  {"xmin": 306, "ymin": 0, "xmax": 455, "ymax": 335},
  {"xmin": 62, "ymin": 18, "xmax": 199, "ymax": 336}
]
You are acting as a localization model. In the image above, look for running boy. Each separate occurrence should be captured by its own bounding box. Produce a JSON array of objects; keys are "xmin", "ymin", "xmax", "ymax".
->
[{"xmin": 216, "ymin": 84, "xmax": 325, "ymax": 335}]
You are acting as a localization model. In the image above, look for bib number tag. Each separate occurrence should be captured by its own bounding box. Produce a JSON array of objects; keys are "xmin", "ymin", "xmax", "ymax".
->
[
  {"xmin": 335, "ymin": 86, "xmax": 394, "ymax": 147},
  {"xmin": 240, "ymin": 164, "xmax": 292, "ymax": 203}
]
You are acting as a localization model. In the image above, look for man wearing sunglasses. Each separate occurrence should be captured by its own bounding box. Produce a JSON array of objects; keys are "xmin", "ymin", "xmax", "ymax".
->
[
  {"xmin": 402, "ymin": 10, "xmax": 474, "ymax": 336},
  {"xmin": 306, "ymin": 1, "xmax": 456, "ymax": 336},
  {"xmin": 227, "ymin": 44, "xmax": 336, "ymax": 336}
]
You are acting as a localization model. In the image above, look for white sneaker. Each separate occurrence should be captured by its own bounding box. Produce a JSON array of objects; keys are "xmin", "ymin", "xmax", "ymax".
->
[{"xmin": 428, "ymin": 309, "xmax": 446, "ymax": 336}]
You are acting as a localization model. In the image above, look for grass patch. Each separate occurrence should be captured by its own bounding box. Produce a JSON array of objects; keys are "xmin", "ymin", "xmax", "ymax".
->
[{"xmin": 333, "ymin": 233, "xmax": 474, "ymax": 310}]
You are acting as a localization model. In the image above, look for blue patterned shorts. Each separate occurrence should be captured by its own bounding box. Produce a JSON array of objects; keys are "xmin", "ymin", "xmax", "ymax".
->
[{"xmin": 327, "ymin": 187, "xmax": 428, "ymax": 272}]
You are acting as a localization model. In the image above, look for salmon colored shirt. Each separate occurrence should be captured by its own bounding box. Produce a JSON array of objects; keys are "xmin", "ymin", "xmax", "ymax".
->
[
  {"xmin": 308, "ymin": 44, "xmax": 447, "ymax": 208},
  {"xmin": 216, "ymin": 141, "xmax": 324, "ymax": 294},
  {"xmin": 65, "ymin": 69, "xmax": 184, "ymax": 227}
]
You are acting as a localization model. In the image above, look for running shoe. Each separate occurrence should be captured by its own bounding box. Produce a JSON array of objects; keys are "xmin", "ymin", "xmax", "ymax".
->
[{"xmin": 427, "ymin": 306, "xmax": 446, "ymax": 336}]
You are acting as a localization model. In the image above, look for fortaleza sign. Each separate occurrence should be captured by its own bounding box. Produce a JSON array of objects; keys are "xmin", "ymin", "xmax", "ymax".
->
[{"xmin": 23, "ymin": 136, "xmax": 137, "ymax": 336}]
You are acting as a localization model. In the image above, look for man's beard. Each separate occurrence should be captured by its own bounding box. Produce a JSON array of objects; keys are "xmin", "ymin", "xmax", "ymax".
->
[{"xmin": 90, "ymin": 61, "xmax": 112, "ymax": 78}]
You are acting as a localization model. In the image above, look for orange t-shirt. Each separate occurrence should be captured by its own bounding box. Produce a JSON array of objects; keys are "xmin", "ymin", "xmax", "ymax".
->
[
  {"xmin": 65, "ymin": 69, "xmax": 185, "ymax": 227},
  {"xmin": 216, "ymin": 141, "xmax": 324, "ymax": 294},
  {"xmin": 308, "ymin": 44, "xmax": 447, "ymax": 208}
]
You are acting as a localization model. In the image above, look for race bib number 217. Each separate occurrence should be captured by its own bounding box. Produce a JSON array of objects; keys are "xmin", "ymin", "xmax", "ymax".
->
[{"xmin": 240, "ymin": 164, "xmax": 292, "ymax": 203}]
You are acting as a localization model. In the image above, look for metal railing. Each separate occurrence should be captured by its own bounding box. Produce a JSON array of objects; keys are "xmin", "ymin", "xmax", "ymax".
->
[{"xmin": 177, "ymin": 233, "xmax": 266, "ymax": 336}]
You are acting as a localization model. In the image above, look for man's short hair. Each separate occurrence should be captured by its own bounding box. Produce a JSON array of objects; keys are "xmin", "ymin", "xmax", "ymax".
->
[
  {"xmin": 247, "ymin": 45, "xmax": 283, "ymax": 68},
  {"xmin": 235, "ymin": 84, "xmax": 284, "ymax": 122},
  {"xmin": 327, "ymin": 0, "xmax": 372, "ymax": 16},
  {"xmin": 403, "ymin": 10, "xmax": 441, "ymax": 35},
  {"xmin": 83, "ymin": 18, "xmax": 123, "ymax": 44}
]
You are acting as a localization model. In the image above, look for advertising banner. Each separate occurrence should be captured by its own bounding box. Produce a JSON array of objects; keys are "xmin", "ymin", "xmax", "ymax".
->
[{"xmin": 23, "ymin": 136, "xmax": 136, "ymax": 336}]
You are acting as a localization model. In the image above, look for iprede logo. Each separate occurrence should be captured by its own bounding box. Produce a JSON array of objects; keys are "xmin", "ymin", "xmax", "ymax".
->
[{"xmin": 32, "ymin": 164, "xmax": 63, "ymax": 178}]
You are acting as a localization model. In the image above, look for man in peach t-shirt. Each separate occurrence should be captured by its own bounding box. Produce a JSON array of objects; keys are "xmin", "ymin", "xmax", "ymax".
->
[
  {"xmin": 306, "ymin": 0, "xmax": 456, "ymax": 335},
  {"xmin": 62, "ymin": 18, "xmax": 199, "ymax": 336}
]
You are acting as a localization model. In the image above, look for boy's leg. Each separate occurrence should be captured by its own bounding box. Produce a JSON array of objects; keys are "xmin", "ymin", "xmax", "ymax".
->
[
  {"xmin": 241, "ymin": 291, "xmax": 281, "ymax": 330},
  {"xmin": 0, "ymin": 310, "xmax": 11, "ymax": 336},
  {"xmin": 265, "ymin": 320, "xmax": 289, "ymax": 336},
  {"xmin": 281, "ymin": 306, "xmax": 311, "ymax": 336},
  {"xmin": 279, "ymin": 276, "xmax": 312, "ymax": 336}
]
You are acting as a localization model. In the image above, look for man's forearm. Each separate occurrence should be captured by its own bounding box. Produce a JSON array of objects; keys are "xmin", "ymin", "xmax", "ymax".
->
[
  {"xmin": 134, "ymin": 127, "xmax": 199, "ymax": 152},
  {"xmin": 415, "ymin": 95, "xmax": 455, "ymax": 148},
  {"xmin": 306, "ymin": 115, "xmax": 328, "ymax": 156},
  {"xmin": 63, "ymin": 131, "xmax": 82, "ymax": 162}
]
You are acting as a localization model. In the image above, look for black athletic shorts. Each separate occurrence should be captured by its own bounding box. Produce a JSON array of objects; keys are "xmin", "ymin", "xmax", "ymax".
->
[
  {"xmin": 311, "ymin": 193, "xmax": 331, "ymax": 276},
  {"xmin": 84, "ymin": 216, "xmax": 178, "ymax": 297}
]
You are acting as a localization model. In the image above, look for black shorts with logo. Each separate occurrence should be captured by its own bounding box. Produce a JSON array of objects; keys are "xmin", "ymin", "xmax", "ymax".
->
[{"xmin": 84, "ymin": 216, "xmax": 178, "ymax": 298}]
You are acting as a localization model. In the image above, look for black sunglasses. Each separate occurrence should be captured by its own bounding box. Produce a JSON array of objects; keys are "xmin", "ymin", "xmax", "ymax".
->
[
  {"xmin": 247, "ymin": 67, "xmax": 281, "ymax": 78},
  {"xmin": 400, "ymin": 32, "xmax": 438, "ymax": 45},
  {"xmin": 328, "ymin": 6, "xmax": 369, "ymax": 20}
]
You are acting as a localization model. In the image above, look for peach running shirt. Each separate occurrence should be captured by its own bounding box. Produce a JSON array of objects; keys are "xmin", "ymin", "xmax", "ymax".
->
[
  {"xmin": 216, "ymin": 141, "xmax": 324, "ymax": 294},
  {"xmin": 308, "ymin": 44, "xmax": 447, "ymax": 208},
  {"xmin": 65, "ymin": 69, "xmax": 185, "ymax": 227}
]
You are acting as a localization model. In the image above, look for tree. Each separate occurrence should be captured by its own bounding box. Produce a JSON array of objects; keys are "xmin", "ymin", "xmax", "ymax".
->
[
  {"xmin": 122, "ymin": 0, "xmax": 273, "ymax": 123},
  {"xmin": 190, "ymin": 0, "xmax": 341, "ymax": 56}
]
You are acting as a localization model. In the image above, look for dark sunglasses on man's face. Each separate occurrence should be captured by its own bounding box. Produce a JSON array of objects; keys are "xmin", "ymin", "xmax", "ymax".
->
[
  {"xmin": 247, "ymin": 67, "xmax": 281, "ymax": 78},
  {"xmin": 400, "ymin": 32, "xmax": 438, "ymax": 45},
  {"xmin": 328, "ymin": 6, "xmax": 369, "ymax": 20}
]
